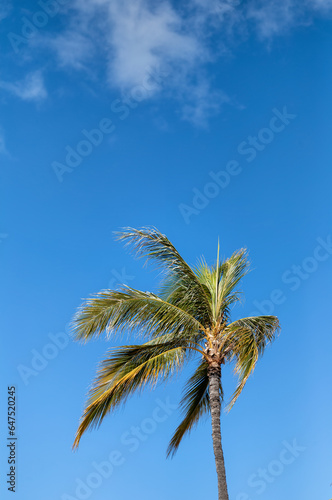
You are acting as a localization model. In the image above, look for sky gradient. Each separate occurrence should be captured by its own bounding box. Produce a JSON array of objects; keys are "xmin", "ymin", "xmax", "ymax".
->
[{"xmin": 1, "ymin": 1, "xmax": 332, "ymax": 500}]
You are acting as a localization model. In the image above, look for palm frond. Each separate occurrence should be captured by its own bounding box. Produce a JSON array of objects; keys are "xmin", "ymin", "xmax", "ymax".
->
[
  {"xmin": 73, "ymin": 340, "xmax": 188, "ymax": 449},
  {"xmin": 217, "ymin": 249, "xmax": 249, "ymax": 319},
  {"xmin": 72, "ymin": 286, "xmax": 204, "ymax": 343},
  {"xmin": 116, "ymin": 227, "xmax": 212, "ymax": 325},
  {"xmin": 167, "ymin": 360, "xmax": 223, "ymax": 457},
  {"xmin": 194, "ymin": 249, "xmax": 249, "ymax": 323},
  {"xmin": 225, "ymin": 315, "xmax": 280, "ymax": 409},
  {"xmin": 194, "ymin": 257, "xmax": 221, "ymax": 322}
]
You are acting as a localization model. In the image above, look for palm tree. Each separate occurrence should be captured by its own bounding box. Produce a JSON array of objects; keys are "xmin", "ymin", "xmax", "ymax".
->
[{"xmin": 72, "ymin": 227, "xmax": 280, "ymax": 500}]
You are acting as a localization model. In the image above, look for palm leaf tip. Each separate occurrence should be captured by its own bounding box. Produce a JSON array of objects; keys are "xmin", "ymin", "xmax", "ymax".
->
[
  {"xmin": 114, "ymin": 226, "xmax": 188, "ymax": 278},
  {"xmin": 226, "ymin": 315, "xmax": 280, "ymax": 411},
  {"xmin": 72, "ymin": 423, "xmax": 86, "ymax": 450},
  {"xmin": 115, "ymin": 226, "xmax": 213, "ymax": 324},
  {"xmin": 73, "ymin": 340, "xmax": 188, "ymax": 449},
  {"xmin": 114, "ymin": 226, "xmax": 163, "ymax": 264},
  {"xmin": 72, "ymin": 402, "xmax": 103, "ymax": 450}
]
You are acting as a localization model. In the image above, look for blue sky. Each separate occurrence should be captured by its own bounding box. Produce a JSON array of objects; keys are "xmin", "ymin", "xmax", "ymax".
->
[{"xmin": 1, "ymin": 1, "xmax": 332, "ymax": 499}]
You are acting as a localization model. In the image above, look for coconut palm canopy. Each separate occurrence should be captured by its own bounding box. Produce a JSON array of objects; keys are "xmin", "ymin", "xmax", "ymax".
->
[{"xmin": 72, "ymin": 227, "xmax": 280, "ymax": 500}]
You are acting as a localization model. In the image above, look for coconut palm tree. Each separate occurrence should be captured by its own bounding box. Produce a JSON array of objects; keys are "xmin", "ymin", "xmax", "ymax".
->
[{"xmin": 72, "ymin": 227, "xmax": 280, "ymax": 500}]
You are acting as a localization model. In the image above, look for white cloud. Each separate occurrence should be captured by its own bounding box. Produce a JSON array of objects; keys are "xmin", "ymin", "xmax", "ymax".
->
[
  {"xmin": 105, "ymin": 0, "xmax": 203, "ymax": 90},
  {"xmin": 0, "ymin": 71, "xmax": 47, "ymax": 101},
  {"xmin": 51, "ymin": 0, "xmax": 204, "ymax": 91},
  {"xmin": 14, "ymin": 0, "xmax": 332, "ymax": 124},
  {"xmin": 47, "ymin": 0, "xmax": 218, "ymax": 124}
]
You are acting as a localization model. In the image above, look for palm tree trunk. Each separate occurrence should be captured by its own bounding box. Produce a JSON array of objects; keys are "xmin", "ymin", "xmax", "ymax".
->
[{"xmin": 208, "ymin": 364, "xmax": 229, "ymax": 500}]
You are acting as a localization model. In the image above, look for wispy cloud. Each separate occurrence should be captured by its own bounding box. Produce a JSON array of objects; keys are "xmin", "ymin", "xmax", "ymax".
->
[
  {"xmin": 247, "ymin": 0, "xmax": 296, "ymax": 39},
  {"xmin": 104, "ymin": 1, "xmax": 203, "ymax": 89},
  {"xmin": 192, "ymin": 0, "xmax": 332, "ymax": 38},
  {"xmin": 47, "ymin": 0, "xmax": 218, "ymax": 125},
  {"xmin": 9, "ymin": 0, "xmax": 332, "ymax": 124},
  {"xmin": 0, "ymin": 71, "xmax": 47, "ymax": 101},
  {"xmin": 49, "ymin": 32, "xmax": 94, "ymax": 70},
  {"xmin": 180, "ymin": 81, "xmax": 230, "ymax": 127},
  {"xmin": 189, "ymin": 0, "xmax": 242, "ymax": 27},
  {"xmin": 246, "ymin": 0, "xmax": 332, "ymax": 38},
  {"xmin": 50, "ymin": 0, "xmax": 205, "ymax": 91},
  {"xmin": 309, "ymin": 0, "xmax": 332, "ymax": 11}
]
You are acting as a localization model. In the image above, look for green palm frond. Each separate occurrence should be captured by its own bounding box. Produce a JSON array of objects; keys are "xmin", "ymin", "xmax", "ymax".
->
[
  {"xmin": 167, "ymin": 360, "xmax": 223, "ymax": 457},
  {"xmin": 116, "ymin": 227, "xmax": 212, "ymax": 325},
  {"xmin": 225, "ymin": 315, "xmax": 280, "ymax": 409},
  {"xmin": 72, "ymin": 286, "xmax": 205, "ymax": 343},
  {"xmin": 194, "ymin": 256, "xmax": 222, "ymax": 322},
  {"xmin": 227, "ymin": 316, "xmax": 280, "ymax": 353},
  {"xmin": 194, "ymin": 249, "xmax": 249, "ymax": 323},
  {"xmin": 217, "ymin": 249, "xmax": 249, "ymax": 319},
  {"xmin": 73, "ymin": 340, "xmax": 188, "ymax": 449}
]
